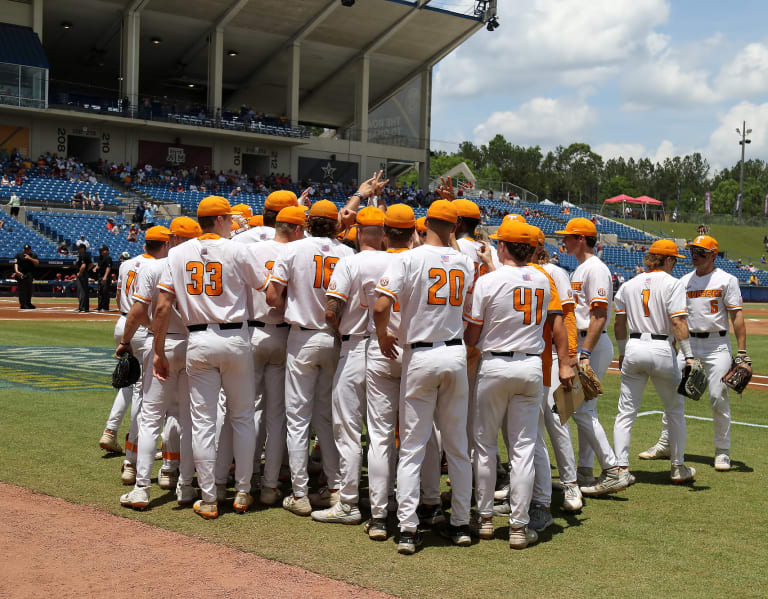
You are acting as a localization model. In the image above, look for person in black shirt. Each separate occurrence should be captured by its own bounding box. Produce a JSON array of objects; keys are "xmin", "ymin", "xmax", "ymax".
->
[
  {"xmin": 13, "ymin": 244, "xmax": 39, "ymax": 309},
  {"xmin": 74, "ymin": 244, "xmax": 93, "ymax": 312},
  {"xmin": 96, "ymin": 245, "xmax": 112, "ymax": 312}
]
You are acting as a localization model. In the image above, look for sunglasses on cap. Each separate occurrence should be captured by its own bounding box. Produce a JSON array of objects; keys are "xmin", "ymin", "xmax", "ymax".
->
[{"xmin": 690, "ymin": 247, "xmax": 712, "ymax": 257}]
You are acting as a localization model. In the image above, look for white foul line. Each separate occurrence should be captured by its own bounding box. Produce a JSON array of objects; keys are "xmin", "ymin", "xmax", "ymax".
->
[
  {"xmin": 637, "ymin": 410, "xmax": 768, "ymax": 429},
  {"xmin": 608, "ymin": 367, "xmax": 768, "ymax": 388}
]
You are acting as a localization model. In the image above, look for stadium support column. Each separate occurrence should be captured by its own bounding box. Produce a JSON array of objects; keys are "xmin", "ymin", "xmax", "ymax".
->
[
  {"xmin": 120, "ymin": 10, "xmax": 141, "ymax": 112},
  {"xmin": 286, "ymin": 42, "xmax": 300, "ymax": 128},
  {"xmin": 355, "ymin": 55, "xmax": 370, "ymax": 181},
  {"xmin": 418, "ymin": 67, "xmax": 432, "ymax": 192},
  {"xmin": 208, "ymin": 27, "xmax": 224, "ymax": 116},
  {"xmin": 32, "ymin": 0, "xmax": 43, "ymax": 42}
]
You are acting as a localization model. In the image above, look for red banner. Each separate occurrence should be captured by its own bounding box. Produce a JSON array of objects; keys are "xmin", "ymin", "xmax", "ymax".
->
[{"xmin": 138, "ymin": 140, "xmax": 212, "ymax": 169}]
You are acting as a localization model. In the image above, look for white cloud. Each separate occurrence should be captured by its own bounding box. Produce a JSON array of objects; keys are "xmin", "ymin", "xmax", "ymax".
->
[
  {"xmin": 434, "ymin": 0, "xmax": 670, "ymax": 98},
  {"xmin": 473, "ymin": 97, "xmax": 597, "ymax": 145},
  {"xmin": 705, "ymin": 101, "xmax": 768, "ymax": 170},
  {"xmin": 622, "ymin": 57, "xmax": 719, "ymax": 108},
  {"xmin": 592, "ymin": 140, "xmax": 676, "ymax": 163},
  {"xmin": 715, "ymin": 42, "xmax": 768, "ymax": 97}
]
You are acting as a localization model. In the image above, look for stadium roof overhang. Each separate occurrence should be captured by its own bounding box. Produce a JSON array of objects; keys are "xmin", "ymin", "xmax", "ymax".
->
[{"xmin": 40, "ymin": 0, "xmax": 483, "ymax": 128}]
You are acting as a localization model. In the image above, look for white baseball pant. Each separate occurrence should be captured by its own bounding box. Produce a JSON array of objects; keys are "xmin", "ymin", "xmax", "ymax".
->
[
  {"xmin": 186, "ymin": 326, "xmax": 256, "ymax": 504},
  {"xmin": 532, "ymin": 355, "xmax": 578, "ymax": 506},
  {"xmin": 421, "ymin": 426, "xmax": 442, "ymax": 506},
  {"xmin": 657, "ymin": 337, "xmax": 733, "ymax": 450},
  {"xmin": 160, "ymin": 412, "xmax": 181, "ymax": 473},
  {"xmin": 332, "ymin": 335, "xmax": 369, "ymax": 505},
  {"xmin": 573, "ymin": 332, "xmax": 618, "ymax": 470},
  {"xmin": 135, "ymin": 334, "xmax": 194, "ymax": 488},
  {"xmin": 613, "ymin": 336, "xmax": 686, "ymax": 466},
  {"xmin": 285, "ymin": 328, "xmax": 340, "ymax": 497},
  {"xmin": 473, "ymin": 353, "xmax": 542, "ymax": 528},
  {"xmin": 365, "ymin": 341, "xmax": 401, "ymax": 519},
  {"xmin": 397, "ymin": 343, "xmax": 471, "ymax": 533}
]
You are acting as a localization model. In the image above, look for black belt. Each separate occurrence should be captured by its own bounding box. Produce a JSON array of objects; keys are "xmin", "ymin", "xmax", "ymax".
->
[
  {"xmin": 579, "ymin": 330, "xmax": 607, "ymax": 337},
  {"xmin": 248, "ymin": 320, "xmax": 290, "ymax": 328},
  {"xmin": 629, "ymin": 333, "xmax": 669, "ymax": 341},
  {"xmin": 410, "ymin": 338, "xmax": 462, "ymax": 349},
  {"xmin": 690, "ymin": 331, "xmax": 727, "ymax": 338},
  {"xmin": 341, "ymin": 334, "xmax": 369, "ymax": 342},
  {"xmin": 490, "ymin": 351, "xmax": 540, "ymax": 358},
  {"xmin": 187, "ymin": 322, "xmax": 243, "ymax": 332},
  {"xmin": 121, "ymin": 312, "xmax": 127, "ymax": 316}
]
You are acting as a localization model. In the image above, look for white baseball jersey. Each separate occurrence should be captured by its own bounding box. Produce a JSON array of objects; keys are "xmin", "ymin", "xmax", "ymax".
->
[
  {"xmin": 116, "ymin": 254, "xmax": 156, "ymax": 315},
  {"xmin": 376, "ymin": 244, "xmax": 473, "ymax": 345},
  {"xmin": 361, "ymin": 248, "xmax": 408, "ymax": 337},
  {"xmin": 457, "ymin": 236, "xmax": 500, "ymax": 286},
  {"xmin": 466, "ymin": 264, "xmax": 561, "ymax": 354},
  {"xmin": 614, "ymin": 270, "xmax": 687, "ymax": 336},
  {"xmin": 131, "ymin": 257, "xmax": 187, "ymax": 335},
  {"xmin": 270, "ymin": 236, "xmax": 354, "ymax": 329},
  {"xmin": 680, "ymin": 268, "xmax": 742, "ymax": 332},
  {"xmin": 326, "ymin": 250, "xmax": 376, "ymax": 336},
  {"xmin": 241, "ymin": 239, "xmax": 285, "ymax": 324},
  {"xmin": 570, "ymin": 255, "xmax": 612, "ymax": 330},
  {"xmin": 158, "ymin": 234, "xmax": 267, "ymax": 326},
  {"xmin": 232, "ymin": 226, "xmax": 275, "ymax": 244}
]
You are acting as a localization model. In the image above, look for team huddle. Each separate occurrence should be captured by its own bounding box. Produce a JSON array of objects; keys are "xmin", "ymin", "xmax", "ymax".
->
[{"xmin": 97, "ymin": 179, "xmax": 752, "ymax": 554}]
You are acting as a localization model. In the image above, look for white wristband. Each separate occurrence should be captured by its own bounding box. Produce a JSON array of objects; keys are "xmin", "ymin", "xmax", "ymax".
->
[
  {"xmin": 617, "ymin": 338, "xmax": 627, "ymax": 355},
  {"xmin": 678, "ymin": 337, "xmax": 693, "ymax": 358}
]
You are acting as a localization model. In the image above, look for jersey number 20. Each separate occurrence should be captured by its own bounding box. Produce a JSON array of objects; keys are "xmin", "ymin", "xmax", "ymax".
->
[
  {"xmin": 186, "ymin": 261, "xmax": 223, "ymax": 296},
  {"xmin": 427, "ymin": 268, "xmax": 465, "ymax": 306}
]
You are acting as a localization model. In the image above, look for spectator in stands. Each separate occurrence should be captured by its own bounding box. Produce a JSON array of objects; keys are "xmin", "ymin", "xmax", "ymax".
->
[
  {"xmin": 7, "ymin": 191, "xmax": 20, "ymax": 217},
  {"xmin": 748, "ymin": 263, "xmax": 756, "ymax": 273},
  {"xmin": 127, "ymin": 225, "xmax": 138, "ymax": 243},
  {"xmin": 113, "ymin": 222, "xmax": 122, "ymax": 235},
  {"xmin": 58, "ymin": 242, "xmax": 69, "ymax": 256},
  {"xmin": 551, "ymin": 253, "xmax": 560, "ymax": 265},
  {"xmin": 144, "ymin": 204, "xmax": 154, "ymax": 226},
  {"xmin": 761, "ymin": 254, "xmax": 766, "ymax": 264},
  {"xmin": 13, "ymin": 244, "xmax": 38, "ymax": 309},
  {"xmin": 133, "ymin": 200, "xmax": 145, "ymax": 225},
  {"xmin": 96, "ymin": 193, "xmax": 103, "ymax": 210},
  {"xmin": 74, "ymin": 244, "xmax": 93, "ymax": 312},
  {"xmin": 75, "ymin": 235, "xmax": 90, "ymax": 250},
  {"xmin": 106, "ymin": 218, "xmax": 115, "ymax": 232},
  {"xmin": 1, "ymin": 174, "xmax": 10, "ymax": 186},
  {"xmin": 612, "ymin": 273, "xmax": 620, "ymax": 293},
  {"xmin": 635, "ymin": 263, "xmax": 644, "ymax": 274},
  {"xmin": 697, "ymin": 224, "xmax": 707, "ymax": 235},
  {"xmin": 96, "ymin": 245, "xmax": 112, "ymax": 312},
  {"xmin": 749, "ymin": 273, "xmax": 759, "ymax": 286},
  {"xmin": 53, "ymin": 273, "xmax": 65, "ymax": 296}
]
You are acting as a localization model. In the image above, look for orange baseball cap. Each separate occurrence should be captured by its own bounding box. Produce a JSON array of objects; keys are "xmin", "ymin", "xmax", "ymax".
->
[
  {"xmin": 276, "ymin": 205, "xmax": 307, "ymax": 226},
  {"xmin": 356, "ymin": 206, "xmax": 385, "ymax": 227},
  {"xmin": 688, "ymin": 235, "xmax": 718, "ymax": 253},
  {"xmin": 555, "ymin": 217, "xmax": 597, "ymax": 237},
  {"xmin": 649, "ymin": 239, "xmax": 685, "ymax": 258},
  {"xmin": 247, "ymin": 214, "xmax": 264, "ymax": 227},
  {"xmin": 339, "ymin": 225, "xmax": 358, "ymax": 242},
  {"xmin": 197, "ymin": 195, "xmax": 233, "ymax": 217},
  {"xmin": 427, "ymin": 199, "xmax": 458, "ymax": 224},
  {"xmin": 528, "ymin": 225, "xmax": 545, "ymax": 248},
  {"xmin": 309, "ymin": 199, "xmax": 338, "ymax": 220},
  {"xmin": 265, "ymin": 190, "xmax": 298, "ymax": 211},
  {"xmin": 504, "ymin": 213, "xmax": 526, "ymax": 223},
  {"xmin": 415, "ymin": 216, "xmax": 427, "ymax": 232},
  {"xmin": 385, "ymin": 204, "xmax": 416, "ymax": 229},
  {"xmin": 144, "ymin": 225, "xmax": 171, "ymax": 241},
  {"xmin": 169, "ymin": 216, "xmax": 202, "ymax": 239},
  {"xmin": 453, "ymin": 199, "xmax": 481, "ymax": 219},
  {"xmin": 231, "ymin": 220, "xmax": 241, "ymax": 231},
  {"xmin": 490, "ymin": 220, "xmax": 530, "ymax": 244},
  {"xmin": 231, "ymin": 203, "xmax": 253, "ymax": 218}
]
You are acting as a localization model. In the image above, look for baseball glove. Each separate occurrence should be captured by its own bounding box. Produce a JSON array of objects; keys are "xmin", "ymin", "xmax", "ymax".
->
[
  {"xmin": 677, "ymin": 358, "xmax": 707, "ymax": 400},
  {"xmin": 578, "ymin": 362, "xmax": 603, "ymax": 401},
  {"xmin": 722, "ymin": 353, "xmax": 752, "ymax": 393},
  {"xmin": 112, "ymin": 353, "xmax": 141, "ymax": 388}
]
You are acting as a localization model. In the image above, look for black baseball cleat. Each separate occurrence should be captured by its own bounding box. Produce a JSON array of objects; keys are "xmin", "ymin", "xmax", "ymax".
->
[
  {"xmin": 397, "ymin": 530, "xmax": 424, "ymax": 555},
  {"xmin": 440, "ymin": 523, "xmax": 472, "ymax": 547}
]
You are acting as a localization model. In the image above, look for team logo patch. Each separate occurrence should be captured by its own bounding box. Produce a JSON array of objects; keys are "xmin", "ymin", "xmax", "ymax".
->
[
  {"xmin": 597, "ymin": 288, "xmax": 607, "ymax": 297},
  {"xmin": 329, "ymin": 281, "xmax": 337, "ymax": 290},
  {"xmin": 380, "ymin": 277, "xmax": 389, "ymax": 287},
  {"xmin": 321, "ymin": 244, "xmax": 330, "ymax": 252}
]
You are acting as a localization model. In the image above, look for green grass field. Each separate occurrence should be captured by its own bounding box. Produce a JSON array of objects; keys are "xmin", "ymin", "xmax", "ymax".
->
[{"xmin": 1, "ymin": 317, "xmax": 767, "ymax": 599}]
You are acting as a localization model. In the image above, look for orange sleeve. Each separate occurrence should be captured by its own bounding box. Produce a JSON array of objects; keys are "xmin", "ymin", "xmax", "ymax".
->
[
  {"xmin": 541, "ymin": 323, "xmax": 553, "ymax": 387},
  {"xmin": 563, "ymin": 303, "xmax": 578, "ymax": 357}
]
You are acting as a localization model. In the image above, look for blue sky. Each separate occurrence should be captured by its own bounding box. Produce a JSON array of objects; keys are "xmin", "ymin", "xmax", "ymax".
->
[{"xmin": 431, "ymin": 0, "xmax": 768, "ymax": 171}]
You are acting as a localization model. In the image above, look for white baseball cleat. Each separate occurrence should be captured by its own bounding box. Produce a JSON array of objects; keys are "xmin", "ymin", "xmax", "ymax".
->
[
  {"xmin": 494, "ymin": 483, "xmax": 510, "ymax": 502},
  {"xmin": 509, "ymin": 526, "xmax": 538, "ymax": 550},
  {"xmin": 470, "ymin": 513, "xmax": 494, "ymax": 539},
  {"xmin": 562, "ymin": 483, "xmax": 583, "ymax": 512},
  {"xmin": 714, "ymin": 449, "xmax": 731, "ymax": 471},
  {"xmin": 120, "ymin": 486, "xmax": 150, "ymax": 510},
  {"xmin": 671, "ymin": 464, "xmax": 696, "ymax": 483},
  {"xmin": 311, "ymin": 501, "xmax": 362, "ymax": 524},
  {"xmin": 157, "ymin": 468, "xmax": 179, "ymax": 490},
  {"xmin": 580, "ymin": 467, "xmax": 631, "ymax": 496},
  {"xmin": 176, "ymin": 483, "xmax": 197, "ymax": 506},
  {"xmin": 121, "ymin": 463, "xmax": 136, "ymax": 485},
  {"xmin": 260, "ymin": 487, "xmax": 282, "ymax": 506},
  {"xmin": 233, "ymin": 491, "xmax": 254, "ymax": 513},
  {"xmin": 638, "ymin": 441, "xmax": 671, "ymax": 460},
  {"xmin": 283, "ymin": 494, "xmax": 312, "ymax": 516},
  {"xmin": 308, "ymin": 486, "xmax": 339, "ymax": 508},
  {"xmin": 99, "ymin": 429, "xmax": 122, "ymax": 453}
]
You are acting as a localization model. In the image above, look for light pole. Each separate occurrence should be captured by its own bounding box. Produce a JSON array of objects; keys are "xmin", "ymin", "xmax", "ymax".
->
[{"xmin": 736, "ymin": 121, "xmax": 751, "ymax": 224}]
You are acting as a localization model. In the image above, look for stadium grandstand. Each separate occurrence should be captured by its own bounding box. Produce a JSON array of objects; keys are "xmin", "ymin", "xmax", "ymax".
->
[{"xmin": 1, "ymin": 0, "xmax": 766, "ymax": 298}]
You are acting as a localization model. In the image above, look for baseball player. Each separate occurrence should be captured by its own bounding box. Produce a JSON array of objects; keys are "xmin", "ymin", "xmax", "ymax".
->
[
  {"xmin": 153, "ymin": 196, "xmax": 268, "ymax": 519},
  {"xmin": 528, "ymin": 231, "xmax": 581, "ymax": 531},
  {"xmin": 465, "ymin": 219, "xmax": 572, "ymax": 549},
  {"xmin": 310, "ymin": 206, "xmax": 386, "ymax": 525},
  {"xmin": 266, "ymin": 200, "xmax": 354, "ymax": 516},
  {"xmin": 374, "ymin": 199, "xmax": 474, "ymax": 554},
  {"xmin": 100, "ymin": 226, "xmax": 170, "ymax": 484},
  {"xmin": 639, "ymin": 235, "xmax": 748, "ymax": 471},
  {"xmin": 612, "ymin": 239, "xmax": 696, "ymax": 484},
  {"xmin": 234, "ymin": 190, "xmax": 298, "ymax": 244},
  {"xmin": 415, "ymin": 217, "xmax": 427, "ymax": 245},
  {"xmin": 118, "ymin": 217, "xmax": 202, "ymax": 509},
  {"xmin": 556, "ymin": 217, "xmax": 631, "ymax": 495}
]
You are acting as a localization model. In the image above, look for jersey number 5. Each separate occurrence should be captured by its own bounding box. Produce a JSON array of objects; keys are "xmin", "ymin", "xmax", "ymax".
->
[
  {"xmin": 313, "ymin": 255, "xmax": 339, "ymax": 290},
  {"xmin": 186, "ymin": 261, "xmax": 223, "ymax": 296},
  {"xmin": 427, "ymin": 268, "xmax": 465, "ymax": 306}
]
